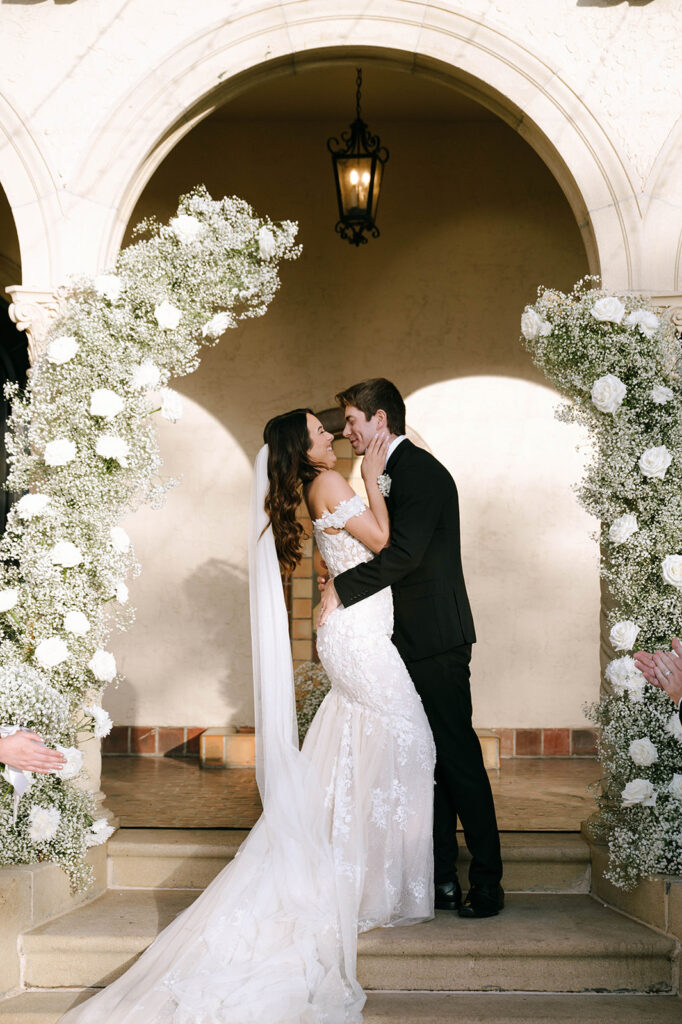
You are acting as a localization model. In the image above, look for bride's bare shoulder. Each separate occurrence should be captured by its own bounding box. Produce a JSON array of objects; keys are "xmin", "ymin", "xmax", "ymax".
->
[{"xmin": 306, "ymin": 470, "xmax": 355, "ymax": 518}]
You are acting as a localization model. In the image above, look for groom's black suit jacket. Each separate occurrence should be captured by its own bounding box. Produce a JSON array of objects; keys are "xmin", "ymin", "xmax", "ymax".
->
[{"xmin": 334, "ymin": 439, "xmax": 475, "ymax": 662}]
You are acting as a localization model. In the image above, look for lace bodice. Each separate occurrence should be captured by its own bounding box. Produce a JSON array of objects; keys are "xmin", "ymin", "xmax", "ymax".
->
[{"xmin": 313, "ymin": 494, "xmax": 373, "ymax": 578}]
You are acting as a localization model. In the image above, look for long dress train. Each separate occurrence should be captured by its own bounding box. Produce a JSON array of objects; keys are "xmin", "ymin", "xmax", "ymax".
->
[{"xmin": 60, "ymin": 462, "xmax": 435, "ymax": 1024}]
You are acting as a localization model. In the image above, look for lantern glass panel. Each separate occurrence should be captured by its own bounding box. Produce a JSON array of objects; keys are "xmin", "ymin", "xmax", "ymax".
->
[
  {"xmin": 369, "ymin": 160, "xmax": 383, "ymax": 220},
  {"xmin": 336, "ymin": 157, "xmax": 374, "ymax": 219}
]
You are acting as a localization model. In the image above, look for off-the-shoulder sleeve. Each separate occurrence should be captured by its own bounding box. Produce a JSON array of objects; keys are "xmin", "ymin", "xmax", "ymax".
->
[{"xmin": 314, "ymin": 494, "xmax": 367, "ymax": 530}]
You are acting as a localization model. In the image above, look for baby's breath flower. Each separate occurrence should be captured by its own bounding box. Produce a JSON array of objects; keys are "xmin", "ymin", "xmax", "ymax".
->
[{"xmin": 522, "ymin": 281, "xmax": 682, "ymax": 889}]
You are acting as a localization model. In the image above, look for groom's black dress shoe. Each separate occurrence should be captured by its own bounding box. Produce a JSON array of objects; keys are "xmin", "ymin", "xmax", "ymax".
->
[
  {"xmin": 458, "ymin": 883, "xmax": 504, "ymax": 919},
  {"xmin": 434, "ymin": 880, "xmax": 462, "ymax": 911}
]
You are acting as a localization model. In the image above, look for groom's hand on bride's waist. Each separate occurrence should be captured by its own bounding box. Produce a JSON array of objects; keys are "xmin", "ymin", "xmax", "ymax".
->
[{"xmin": 317, "ymin": 579, "xmax": 341, "ymax": 627}]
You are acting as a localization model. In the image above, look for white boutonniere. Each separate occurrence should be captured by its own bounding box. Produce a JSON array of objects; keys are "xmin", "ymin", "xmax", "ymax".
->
[{"xmin": 377, "ymin": 473, "xmax": 391, "ymax": 497}]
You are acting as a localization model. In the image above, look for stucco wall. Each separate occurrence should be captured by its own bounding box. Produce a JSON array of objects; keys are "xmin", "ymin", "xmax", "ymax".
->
[{"xmin": 103, "ymin": 105, "xmax": 595, "ymax": 729}]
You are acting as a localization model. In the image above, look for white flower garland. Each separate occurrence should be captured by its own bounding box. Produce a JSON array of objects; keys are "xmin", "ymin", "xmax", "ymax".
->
[
  {"xmin": 0, "ymin": 186, "xmax": 300, "ymax": 889},
  {"xmin": 521, "ymin": 277, "xmax": 682, "ymax": 888}
]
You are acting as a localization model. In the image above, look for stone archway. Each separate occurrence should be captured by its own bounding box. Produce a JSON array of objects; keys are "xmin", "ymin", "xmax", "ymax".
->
[
  {"xmin": 66, "ymin": 3, "xmax": 635, "ymax": 289},
  {"xmin": 103, "ymin": 58, "xmax": 594, "ymax": 745}
]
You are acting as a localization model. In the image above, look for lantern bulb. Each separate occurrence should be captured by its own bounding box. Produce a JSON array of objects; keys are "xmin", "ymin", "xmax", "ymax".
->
[
  {"xmin": 362, "ymin": 171, "xmax": 370, "ymax": 186},
  {"xmin": 349, "ymin": 169, "xmax": 359, "ymax": 185}
]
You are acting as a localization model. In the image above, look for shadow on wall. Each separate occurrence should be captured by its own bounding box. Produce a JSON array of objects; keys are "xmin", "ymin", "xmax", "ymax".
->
[
  {"xmin": 182, "ymin": 556, "xmax": 251, "ymax": 723},
  {"xmin": 576, "ymin": 0, "xmax": 656, "ymax": 5}
]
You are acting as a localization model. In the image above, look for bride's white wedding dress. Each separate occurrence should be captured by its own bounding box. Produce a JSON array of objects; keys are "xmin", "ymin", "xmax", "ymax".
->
[{"xmin": 60, "ymin": 460, "xmax": 435, "ymax": 1024}]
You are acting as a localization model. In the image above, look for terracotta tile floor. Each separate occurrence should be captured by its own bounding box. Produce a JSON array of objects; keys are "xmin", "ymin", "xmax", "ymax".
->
[{"xmin": 101, "ymin": 756, "xmax": 600, "ymax": 831}]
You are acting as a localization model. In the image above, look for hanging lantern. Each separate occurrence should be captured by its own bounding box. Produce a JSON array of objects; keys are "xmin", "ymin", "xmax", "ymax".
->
[{"xmin": 327, "ymin": 68, "xmax": 389, "ymax": 246}]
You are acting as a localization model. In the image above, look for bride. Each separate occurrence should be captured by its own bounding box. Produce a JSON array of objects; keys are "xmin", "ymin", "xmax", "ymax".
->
[{"xmin": 60, "ymin": 409, "xmax": 436, "ymax": 1024}]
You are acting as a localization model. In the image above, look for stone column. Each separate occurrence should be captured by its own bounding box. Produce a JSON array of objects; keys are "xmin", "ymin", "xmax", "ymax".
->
[
  {"xmin": 5, "ymin": 284, "xmax": 114, "ymax": 823},
  {"xmin": 6, "ymin": 286, "xmax": 68, "ymax": 364}
]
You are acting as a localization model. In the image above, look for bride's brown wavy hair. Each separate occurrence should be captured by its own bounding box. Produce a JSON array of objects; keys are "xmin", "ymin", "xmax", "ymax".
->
[{"xmin": 263, "ymin": 409, "xmax": 322, "ymax": 573}]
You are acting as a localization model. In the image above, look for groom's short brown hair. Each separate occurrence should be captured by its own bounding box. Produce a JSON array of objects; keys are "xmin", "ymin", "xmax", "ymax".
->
[{"xmin": 336, "ymin": 378, "xmax": 406, "ymax": 435}]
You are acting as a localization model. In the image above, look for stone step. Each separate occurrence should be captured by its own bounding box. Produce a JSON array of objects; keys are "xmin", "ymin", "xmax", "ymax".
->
[
  {"xmin": 21, "ymin": 890, "xmax": 675, "ymax": 993},
  {"xmin": 2, "ymin": 989, "xmax": 681, "ymax": 1024},
  {"xmin": 108, "ymin": 829, "xmax": 591, "ymax": 893}
]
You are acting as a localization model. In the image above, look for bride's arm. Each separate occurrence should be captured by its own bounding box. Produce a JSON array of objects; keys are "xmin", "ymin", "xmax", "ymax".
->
[{"xmin": 349, "ymin": 431, "xmax": 390, "ymax": 552}]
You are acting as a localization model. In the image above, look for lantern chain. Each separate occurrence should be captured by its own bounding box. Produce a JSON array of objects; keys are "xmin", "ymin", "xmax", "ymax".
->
[{"xmin": 355, "ymin": 67, "xmax": 362, "ymax": 121}]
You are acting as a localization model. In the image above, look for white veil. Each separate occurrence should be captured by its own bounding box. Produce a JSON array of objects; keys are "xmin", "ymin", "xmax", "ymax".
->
[{"xmin": 248, "ymin": 444, "xmax": 300, "ymax": 802}]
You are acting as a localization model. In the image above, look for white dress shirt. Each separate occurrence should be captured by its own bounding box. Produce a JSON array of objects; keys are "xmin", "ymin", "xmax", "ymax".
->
[{"xmin": 385, "ymin": 434, "xmax": 406, "ymax": 468}]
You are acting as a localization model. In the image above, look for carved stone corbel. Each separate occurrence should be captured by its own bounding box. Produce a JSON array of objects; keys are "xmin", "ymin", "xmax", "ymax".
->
[
  {"xmin": 669, "ymin": 305, "xmax": 682, "ymax": 338},
  {"xmin": 6, "ymin": 285, "xmax": 69, "ymax": 365}
]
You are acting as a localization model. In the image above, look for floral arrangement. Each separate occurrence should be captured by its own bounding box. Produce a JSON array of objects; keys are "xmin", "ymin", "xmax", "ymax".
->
[
  {"xmin": 0, "ymin": 187, "xmax": 300, "ymax": 888},
  {"xmin": 294, "ymin": 661, "xmax": 331, "ymax": 745},
  {"xmin": 521, "ymin": 278, "xmax": 682, "ymax": 888}
]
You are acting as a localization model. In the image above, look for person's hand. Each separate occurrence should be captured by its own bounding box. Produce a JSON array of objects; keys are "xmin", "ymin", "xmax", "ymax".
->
[
  {"xmin": 651, "ymin": 639, "xmax": 682, "ymax": 706},
  {"xmin": 360, "ymin": 431, "xmax": 390, "ymax": 484},
  {"xmin": 0, "ymin": 731, "xmax": 65, "ymax": 773},
  {"xmin": 317, "ymin": 579, "xmax": 341, "ymax": 627},
  {"xmin": 633, "ymin": 649, "xmax": 656, "ymax": 683}
]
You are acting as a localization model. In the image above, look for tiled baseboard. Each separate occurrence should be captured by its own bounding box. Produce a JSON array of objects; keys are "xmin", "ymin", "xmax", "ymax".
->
[
  {"xmin": 102, "ymin": 725, "xmax": 598, "ymax": 758},
  {"xmin": 102, "ymin": 726, "xmax": 206, "ymax": 757},
  {"xmin": 494, "ymin": 727, "xmax": 598, "ymax": 757}
]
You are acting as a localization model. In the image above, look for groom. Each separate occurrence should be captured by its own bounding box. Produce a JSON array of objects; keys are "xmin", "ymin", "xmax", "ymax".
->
[{"xmin": 318, "ymin": 378, "xmax": 503, "ymax": 918}]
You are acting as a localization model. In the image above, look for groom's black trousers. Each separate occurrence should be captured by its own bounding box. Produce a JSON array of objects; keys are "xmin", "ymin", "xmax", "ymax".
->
[{"xmin": 405, "ymin": 644, "xmax": 503, "ymax": 888}]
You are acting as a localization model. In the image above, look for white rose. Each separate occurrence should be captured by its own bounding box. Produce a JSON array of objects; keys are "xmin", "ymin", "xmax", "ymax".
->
[
  {"xmin": 160, "ymin": 388, "xmax": 183, "ymax": 423},
  {"xmin": 521, "ymin": 309, "xmax": 540, "ymax": 341},
  {"xmin": 64, "ymin": 610, "xmax": 90, "ymax": 636},
  {"xmin": 668, "ymin": 774, "xmax": 682, "ymax": 801},
  {"xmin": 609, "ymin": 620, "xmax": 640, "ymax": 651},
  {"xmin": 84, "ymin": 703, "xmax": 113, "ymax": 738},
  {"xmin": 86, "ymin": 817, "xmax": 115, "ymax": 847},
  {"xmin": 665, "ymin": 712, "xmax": 682, "ymax": 743},
  {"xmin": 88, "ymin": 650, "xmax": 117, "ymax": 683},
  {"xmin": 621, "ymin": 779, "xmax": 656, "ymax": 807},
  {"xmin": 170, "ymin": 214, "xmax": 202, "ymax": 243},
  {"xmin": 154, "ymin": 300, "xmax": 182, "ymax": 330},
  {"xmin": 114, "ymin": 580, "xmax": 129, "ymax": 605},
  {"xmin": 625, "ymin": 309, "xmax": 659, "ymax": 339},
  {"xmin": 35, "ymin": 637, "xmax": 69, "ymax": 670},
  {"xmin": 93, "ymin": 273, "xmax": 122, "ymax": 304},
  {"xmin": 44, "ymin": 439, "xmax": 76, "ymax": 466},
  {"xmin": 257, "ymin": 226, "xmax": 277, "ymax": 259},
  {"xmin": 639, "ymin": 445, "xmax": 672, "ymax": 480},
  {"xmin": 628, "ymin": 737, "xmax": 658, "ymax": 766},
  {"xmin": 51, "ymin": 541, "xmax": 83, "ymax": 568},
  {"xmin": 110, "ymin": 526, "xmax": 131, "ymax": 553},
  {"xmin": 591, "ymin": 296, "xmax": 625, "ymax": 324},
  {"xmin": 0, "ymin": 589, "xmax": 18, "ymax": 612},
  {"xmin": 54, "ymin": 744, "xmax": 83, "ymax": 781},
  {"xmin": 28, "ymin": 805, "xmax": 61, "ymax": 843},
  {"xmin": 131, "ymin": 359, "xmax": 161, "ymax": 390},
  {"xmin": 662, "ymin": 554, "xmax": 682, "ymax": 590},
  {"xmin": 90, "ymin": 388, "xmax": 124, "ymax": 419},
  {"xmin": 608, "ymin": 513, "xmax": 638, "ymax": 545},
  {"xmin": 16, "ymin": 493, "xmax": 50, "ymax": 519},
  {"xmin": 590, "ymin": 374, "xmax": 626, "ymax": 414},
  {"xmin": 96, "ymin": 435, "xmax": 130, "ymax": 467},
  {"xmin": 651, "ymin": 384, "xmax": 674, "ymax": 405},
  {"xmin": 46, "ymin": 336, "xmax": 78, "ymax": 365},
  {"xmin": 605, "ymin": 656, "xmax": 646, "ymax": 702},
  {"xmin": 201, "ymin": 312, "xmax": 234, "ymax": 340}
]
